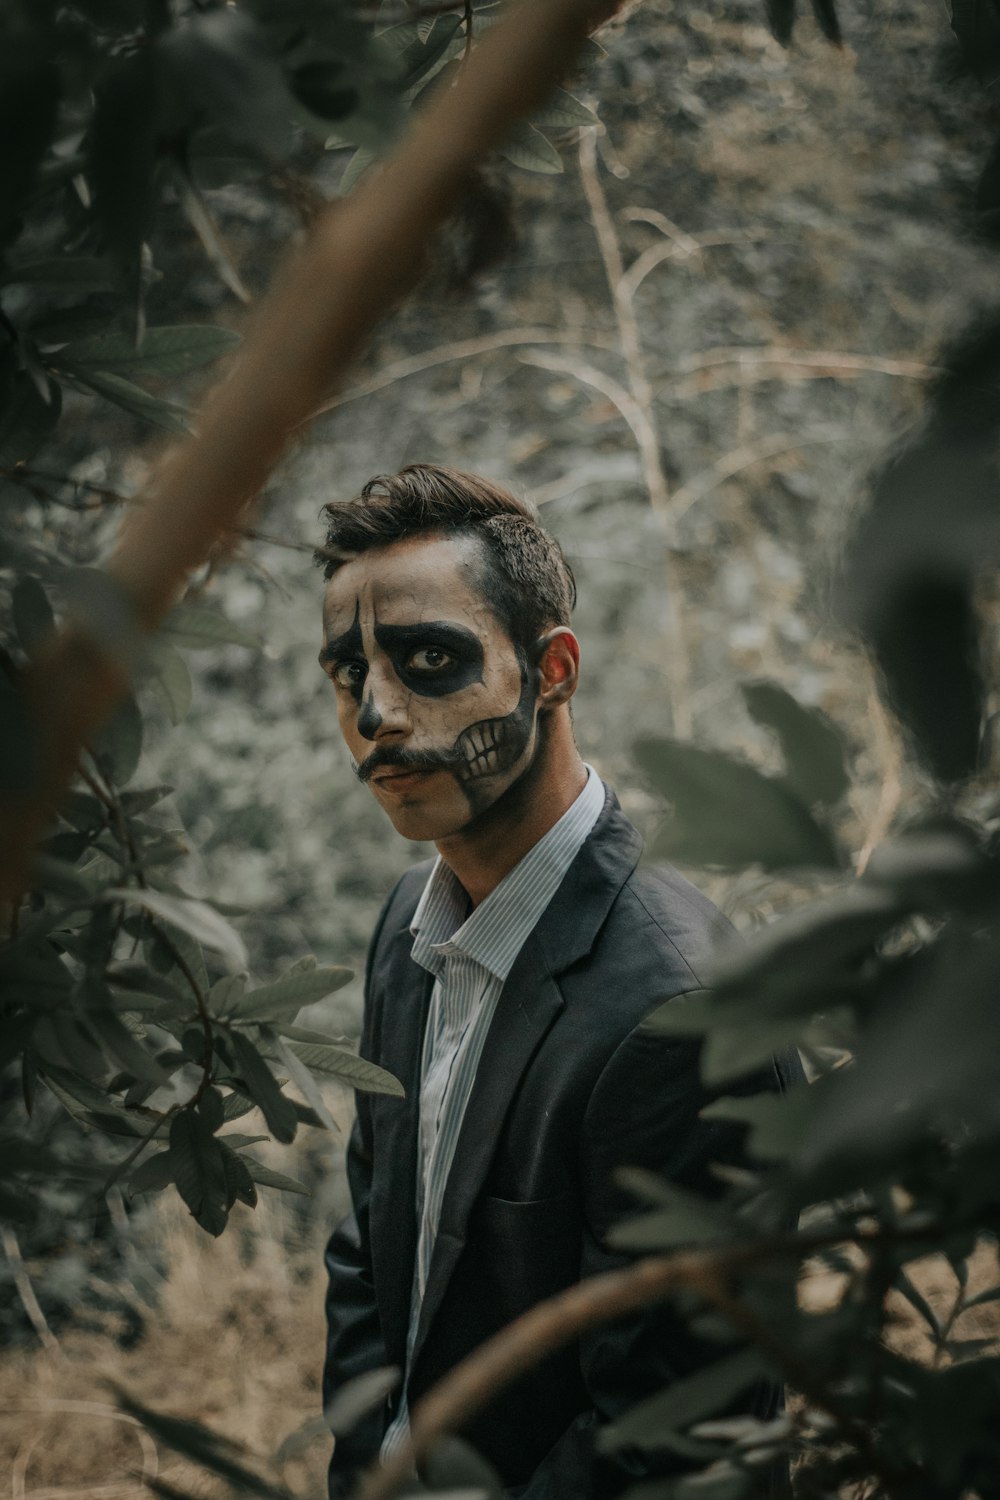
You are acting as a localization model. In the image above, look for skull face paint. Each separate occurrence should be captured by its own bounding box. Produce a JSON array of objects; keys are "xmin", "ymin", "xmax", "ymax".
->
[
  {"xmin": 455, "ymin": 683, "xmax": 535, "ymax": 784},
  {"xmin": 320, "ymin": 533, "xmax": 540, "ymax": 841}
]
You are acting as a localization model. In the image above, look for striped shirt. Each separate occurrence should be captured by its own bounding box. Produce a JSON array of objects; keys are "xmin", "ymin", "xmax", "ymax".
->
[{"xmin": 380, "ymin": 765, "xmax": 605, "ymax": 1458}]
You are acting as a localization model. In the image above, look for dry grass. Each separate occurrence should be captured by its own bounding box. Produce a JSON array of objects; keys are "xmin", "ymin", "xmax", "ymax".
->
[
  {"xmin": 0, "ymin": 1172, "xmax": 334, "ymax": 1500},
  {"xmin": 799, "ymin": 1238, "xmax": 1000, "ymax": 1363},
  {"xmin": 5, "ymin": 1178, "xmax": 999, "ymax": 1500}
]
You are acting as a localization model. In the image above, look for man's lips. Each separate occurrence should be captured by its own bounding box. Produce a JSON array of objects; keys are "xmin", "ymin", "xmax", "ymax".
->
[{"xmin": 371, "ymin": 766, "xmax": 442, "ymax": 789}]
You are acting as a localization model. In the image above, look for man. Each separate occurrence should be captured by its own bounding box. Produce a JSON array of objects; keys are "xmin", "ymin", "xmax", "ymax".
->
[{"xmin": 318, "ymin": 464, "xmax": 795, "ymax": 1498}]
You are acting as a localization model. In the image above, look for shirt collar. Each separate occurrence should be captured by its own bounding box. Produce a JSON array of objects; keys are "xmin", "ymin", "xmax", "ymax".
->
[{"xmin": 409, "ymin": 766, "xmax": 605, "ymax": 983}]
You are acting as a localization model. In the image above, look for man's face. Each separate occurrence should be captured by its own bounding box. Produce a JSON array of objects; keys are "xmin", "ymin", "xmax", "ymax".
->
[{"xmin": 320, "ymin": 532, "xmax": 538, "ymax": 841}]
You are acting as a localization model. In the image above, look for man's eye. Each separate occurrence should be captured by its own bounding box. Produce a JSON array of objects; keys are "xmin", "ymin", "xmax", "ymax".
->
[
  {"xmin": 332, "ymin": 661, "xmax": 366, "ymax": 689},
  {"xmin": 407, "ymin": 647, "xmax": 453, "ymax": 673}
]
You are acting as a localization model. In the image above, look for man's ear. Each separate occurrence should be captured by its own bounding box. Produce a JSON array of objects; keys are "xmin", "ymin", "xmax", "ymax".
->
[{"xmin": 534, "ymin": 627, "xmax": 580, "ymax": 708}]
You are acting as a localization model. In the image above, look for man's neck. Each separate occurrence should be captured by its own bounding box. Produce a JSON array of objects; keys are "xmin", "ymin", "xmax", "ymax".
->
[{"xmin": 435, "ymin": 724, "xmax": 588, "ymax": 907}]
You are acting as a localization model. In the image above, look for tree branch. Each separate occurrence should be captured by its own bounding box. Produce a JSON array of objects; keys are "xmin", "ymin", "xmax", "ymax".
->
[
  {"xmin": 577, "ymin": 127, "xmax": 693, "ymax": 735},
  {"xmin": 355, "ymin": 1219, "xmax": 940, "ymax": 1500},
  {"xmin": 310, "ymin": 326, "xmax": 619, "ymax": 418},
  {"xmin": 0, "ymin": 1228, "xmax": 65, "ymax": 1361},
  {"xmin": 2, "ymin": 0, "xmax": 619, "ymax": 903}
]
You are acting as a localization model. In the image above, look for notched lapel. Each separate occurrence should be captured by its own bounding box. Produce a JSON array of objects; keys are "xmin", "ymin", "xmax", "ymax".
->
[
  {"xmin": 410, "ymin": 931, "xmax": 564, "ymax": 1368},
  {"xmin": 368, "ymin": 932, "xmax": 434, "ymax": 1368}
]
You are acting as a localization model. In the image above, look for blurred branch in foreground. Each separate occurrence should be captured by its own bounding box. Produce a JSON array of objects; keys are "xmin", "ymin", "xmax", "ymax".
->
[{"xmin": 0, "ymin": 0, "xmax": 621, "ymax": 905}]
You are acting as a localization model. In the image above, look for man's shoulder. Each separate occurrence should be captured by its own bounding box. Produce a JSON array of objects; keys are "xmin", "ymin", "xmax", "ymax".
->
[
  {"xmin": 585, "ymin": 855, "xmax": 735, "ymax": 998},
  {"xmin": 619, "ymin": 858, "xmax": 734, "ymax": 949}
]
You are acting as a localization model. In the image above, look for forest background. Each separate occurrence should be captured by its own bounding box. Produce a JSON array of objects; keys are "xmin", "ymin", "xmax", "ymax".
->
[{"xmin": 3, "ymin": 0, "xmax": 1000, "ymax": 1496}]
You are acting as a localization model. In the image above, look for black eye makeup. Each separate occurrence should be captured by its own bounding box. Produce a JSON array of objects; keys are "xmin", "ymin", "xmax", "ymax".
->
[
  {"xmin": 332, "ymin": 660, "xmax": 367, "ymax": 692},
  {"xmin": 374, "ymin": 621, "xmax": 485, "ymax": 698},
  {"xmin": 320, "ymin": 602, "xmax": 367, "ymax": 699}
]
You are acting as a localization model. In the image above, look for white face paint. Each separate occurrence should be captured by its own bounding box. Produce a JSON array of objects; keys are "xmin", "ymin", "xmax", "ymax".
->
[{"xmin": 320, "ymin": 532, "xmax": 539, "ymax": 842}]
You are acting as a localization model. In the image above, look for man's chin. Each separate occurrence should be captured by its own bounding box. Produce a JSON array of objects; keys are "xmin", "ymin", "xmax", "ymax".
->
[{"xmin": 369, "ymin": 771, "xmax": 470, "ymax": 842}]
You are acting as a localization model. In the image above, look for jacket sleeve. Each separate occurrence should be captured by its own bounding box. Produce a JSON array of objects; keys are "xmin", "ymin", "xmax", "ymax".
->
[
  {"xmin": 514, "ymin": 1012, "xmax": 792, "ymax": 1500},
  {"xmin": 323, "ymin": 894, "xmax": 396, "ymax": 1496}
]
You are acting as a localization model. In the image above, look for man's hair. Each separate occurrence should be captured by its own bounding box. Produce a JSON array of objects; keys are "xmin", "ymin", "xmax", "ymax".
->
[{"xmin": 316, "ymin": 464, "xmax": 576, "ymax": 651}]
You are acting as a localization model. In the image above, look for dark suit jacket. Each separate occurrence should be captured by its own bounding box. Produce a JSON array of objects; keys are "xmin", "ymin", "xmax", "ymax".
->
[{"xmin": 323, "ymin": 785, "xmax": 800, "ymax": 1498}]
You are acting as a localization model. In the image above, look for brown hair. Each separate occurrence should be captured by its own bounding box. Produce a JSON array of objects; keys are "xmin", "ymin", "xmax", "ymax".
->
[{"xmin": 317, "ymin": 464, "xmax": 576, "ymax": 651}]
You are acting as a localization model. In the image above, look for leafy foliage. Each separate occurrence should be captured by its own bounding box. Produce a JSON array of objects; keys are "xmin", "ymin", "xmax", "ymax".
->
[
  {"xmin": 0, "ymin": 0, "xmax": 600, "ymax": 1246},
  {"xmin": 612, "ymin": 312, "xmax": 1000, "ymax": 1496},
  {"xmin": 8, "ymin": 4, "xmax": 1000, "ymax": 1500}
]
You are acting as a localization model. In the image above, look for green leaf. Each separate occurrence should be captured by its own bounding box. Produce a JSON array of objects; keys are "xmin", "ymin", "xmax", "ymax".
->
[
  {"xmin": 707, "ymin": 885, "xmax": 906, "ymax": 1006},
  {"xmin": 530, "ymin": 88, "xmax": 599, "ymax": 129},
  {"xmin": 218, "ymin": 1140, "xmax": 258, "ymax": 1208},
  {"xmin": 894, "ymin": 1266, "xmax": 942, "ymax": 1340},
  {"xmin": 644, "ymin": 990, "xmax": 716, "ymax": 1036},
  {"xmin": 240, "ymin": 1155, "xmax": 311, "ymax": 1197},
  {"xmin": 423, "ymin": 1437, "xmax": 504, "ymax": 1500},
  {"xmin": 701, "ymin": 1010, "xmax": 828, "ymax": 1089},
  {"xmin": 157, "ymin": 11, "xmax": 296, "ymax": 158},
  {"xmin": 636, "ymin": 737, "xmax": 840, "ymax": 872},
  {"xmin": 0, "ymin": 49, "xmax": 60, "ymax": 250},
  {"xmin": 324, "ymin": 1366, "xmax": 400, "ymax": 1437},
  {"xmin": 794, "ymin": 929, "xmax": 1000, "ymax": 1199},
  {"xmin": 0, "ymin": 366, "xmax": 63, "ymax": 467},
  {"xmin": 338, "ymin": 144, "xmax": 379, "ymax": 193},
  {"xmin": 44, "ymin": 827, "xmax": 95, "ymax": 863},
  {"xmin": 396, "ymin": 14, "xmax": 463, "ymax": 90},
  {"xmin": 601, "ymin": 1347, "xmax": 767, "ymax": 1452},
  {"xmin": 12, "ymin": 576, "xmax": 55, "ymax": 655},
  {"xmin": 120, "ymin": 785, "xmax": 174, "ymax": 816},
  {"xmin": 61, "ymin": 325, "xmax": 241, "ymax": 379},
  {"xmin": 59, "ymin": 368, "xmax": 193, "ymax": 434},
  {"xmin": 286, "ymin": 1042, "xmax": 404, "ymax": 1097},
  {"xmin": 222, "ymin": 1090, "xmax": 256, "ymax": 1122},
  {"xmin": 93, "ymin": 694, "xmax": 144, "ymax": 786},
  {"xmin": 701, "ymin": 1086, "xmax": 818, "ymax": 1162},
  {"xmin": 499, "ymin": 122, "xmax": 564, "ymax": 175},
  {"xmin": 608, "ymin": 1181, "xmax": 733, "ymax": 1252},
  {"xmin": 89, "ymin": 49, "xmax": 160, "ymax": 294},
  {"xmin": 741, "ymin": 681, "xmax": 849, "ymax": 808},
  {"xmin": 835, "ymin": 414, "xmax": 991, "ymax": 784},
  {"xmin": 39, "ymin": 1065, "xmax": 168, "ymax": 1138},
  {"xmin": 171, "ymin": 156, "xmax": 251, "ymax": 304},
  {"xmin": 765, "ymin": 0, "xmax": 796, "ymax": 46},
  {"xmin": 862, "ymin": 827, "xmax": 998, "ymax": 913},
  {"xmin": 113, "ymin": 990, "xmax": 189, "ymax": 1017},
  {"xmin": 268, "ymin": 1032, "xmax": 339, "ymax": 1133},
  {"xmin": 129, "ymin": 1149, "xmax": 176, "ymax": 1197},
  {"xmin": 86, "ymin": 1009, "xmax": 170, "ymax": 1086},
  {"xmin": 208, "ymin": 974, "xmax": 248, "ymax": 1018},
  {"xmin": 811, "ymin": 0, "xmax": 843, "ymax": 45},
  {"xmin": 161, "ymin": 604, "xmax": 261, "ymax": 650},
  {"xmin": 2, "ymin": 258, "xmax": 113, "ymax": 289},
  {"xmin": 62, "ymin": 791, "xmax": 107, "ymax": 832},
  {"xmin": 229, "ymin": 1031, "xmax": 298, "ymax": 1143},
  {"xmin": 232, "ymin": 966, "xmax": 353, "ymax": 1022},
  {"xmin": 291, "ymin": 63, "xmax": 360, "ymax": 122},
  {"xmin": 144, "ymin": 641, "xmax": 193, "ymax": 724},
  {"xmin": 146, "ymin": 921, "xmax": 209, "ymax": 995},
  {"xmin": 169, "ymin": 1108, "xmax": 229, "ymax": 1236},
  {"xmin": 111, "ymin": 887, "xmax": 247, "ymax": 968},
  {"xmin": 963, "ymin": 1284, "xmax": 1000, "ymax": 1311},
  {"xmin": 38, "ymin": 1066, "xmax": 121, "ymax": 1118},
  {"xmin": 0, "ymin": 677, "xmax": 41, "ymax": 795},
  {"xmin": 198, "ymin": 1086, "xmax": 225, "ymax": 1133},
  {"xmin": 131, "ymin": 827, "xmax": 186, "ymax": 864},
  {"xmin": 275, "ymin": 1023, "xmax": 352, "ymax": 1046},
  {"xmin": 113, "ymin": 1389, "xmax": 287, "ymax": 1500}
]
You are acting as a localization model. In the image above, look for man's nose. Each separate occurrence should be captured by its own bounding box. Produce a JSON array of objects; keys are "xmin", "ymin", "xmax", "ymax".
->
[{"xmin": 356, "ymin": 672, "xmax": 410, "ymax": 742}]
